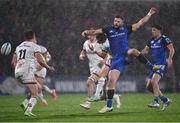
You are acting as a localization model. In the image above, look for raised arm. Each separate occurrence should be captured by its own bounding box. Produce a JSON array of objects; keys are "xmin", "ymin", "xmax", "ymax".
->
[
  {"xmin": 166, "ymin": 43, "xmax": 175, "ymax": 67},
  {"xmin": 132, "ymin": 7, "xmax": 157, "ymax": 31},
  {"xmin": 81, "ymin": 28, "xmax": 103, "ymax": 37}
]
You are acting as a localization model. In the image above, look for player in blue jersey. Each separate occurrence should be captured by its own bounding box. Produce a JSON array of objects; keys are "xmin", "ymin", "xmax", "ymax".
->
[
  {"xmin": 141, "ymin": 24, "xmax": 175, "ymax": 111},
  {"xmin": 81, "ymin": 8, "xmax": 158, "ymax": 113}
]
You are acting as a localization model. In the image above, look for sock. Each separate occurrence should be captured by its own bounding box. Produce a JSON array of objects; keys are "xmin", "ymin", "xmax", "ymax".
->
[
  {"xmin": 107, "ymin": 89, "xmax": 114, "ymax": 108},
  {"xmin": 159, "ymin": 96, "xmax": 168, "ymax": 103},
  {"xmin": 113, "ymin": 94, "xmax": 121, "ymax": 106},
  {"xmin": 38, "ymin": 91, "xmax": 44, "ymax": 101},
  {"xmin": 27, "ymin": 93, "xmax": 31, "ymax": 100},
  {"xmin": 43, "ymin": 85, "xmax": 52, "ymax": 94},
  {"xmin": 153, "ymin": 96, "xmax": 159, "ymax": 104},
  {"xmin": 26, "ymin": 97, "xmax": 37, "ymax": 113},
  {"xmin": 22, "ymin": 98, "xmax": 29, "ymax": 108},
  {"xmin": 94, "ymin": 79, "xmax": 105, "ymax": 98},
  {"xmin": 137, "ymin": 54, "xmax": 153, "ymax": 69}
]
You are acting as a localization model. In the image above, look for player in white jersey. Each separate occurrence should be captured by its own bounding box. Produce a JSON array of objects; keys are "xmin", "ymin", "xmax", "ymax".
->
[
  {"xmin": 11, "ymin": 30, "xmax": 54, "ymax": 116},
  {"xmin": 35, "ymin": 45, "xmax": 57, "ymax": 106},
  {"xmin": 79, "ymin": 33, "xmax": 107, "ymax": 109},
  {"xmin": 79, "ymin": 33, "xmax": 120, "ymax": 109}
]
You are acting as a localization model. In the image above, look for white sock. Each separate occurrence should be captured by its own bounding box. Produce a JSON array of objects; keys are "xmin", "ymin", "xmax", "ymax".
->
[
  {"xmin": 94, "ymin": 78, "xmax": 105, "ymax": 98},
  {"xmin": 26, "ymin": 97, "xmax": 37, "ymax": 113},
  {"xmin": 38, "ymin": 91, "xmax": 45, "ymax": 101},
  {"xmin": 22, "ymin": 99, "xmax": 29, "ymax": 108},
  {"xmin": 43, "ymin": 85, "xmax": 52, "ymax": 94},
  {"xmin": 113, "ymin": 94, "xmax": 121, "ymax": 107}
]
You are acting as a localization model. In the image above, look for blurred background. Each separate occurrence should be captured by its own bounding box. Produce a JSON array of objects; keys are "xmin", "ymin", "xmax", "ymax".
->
[{"xmin": 0, "ymin": 0, "xmax": 179, "ymax": 95}]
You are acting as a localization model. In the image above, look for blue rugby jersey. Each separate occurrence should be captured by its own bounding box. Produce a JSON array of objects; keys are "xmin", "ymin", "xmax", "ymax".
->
[
  {"xmin": 146, "ymin": 35, "xmax": 172, "ymax": 65},
  {"xmin": 102, "ymin": 26, "xmax": 132, "ymax": 58}
]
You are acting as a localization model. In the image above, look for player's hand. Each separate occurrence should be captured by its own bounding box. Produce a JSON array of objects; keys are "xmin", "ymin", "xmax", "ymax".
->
[
  {"xmin": 167, "ymin": 58, "xmax": 173, "ymax": 68},
  {"xmin": 79, "ymin": 55, "xmax": 86, "ymax": 60},
  {"xmin": 149, "ymin": 7, "xmax": 158, "ymax": 15},
  {"xmin": 81, "ymin": 30, "xmax": 88, "ymax": 37}
]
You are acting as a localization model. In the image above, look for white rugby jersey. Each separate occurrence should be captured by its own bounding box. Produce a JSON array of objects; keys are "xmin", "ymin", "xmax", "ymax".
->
[
  {"xmin": 83, "ymin": 39, "xmax": 109, "ymax": 73},
  {"xmin": 38, "ymin": 45, "xmax": 51, "ymax": 62},
  {"xmin": 39, "ymin": 45, "xmax": 47, "ymax": 54},
  {"xmin": 15, "ymin": 41, "xmax": 41, "ymax": 64}
]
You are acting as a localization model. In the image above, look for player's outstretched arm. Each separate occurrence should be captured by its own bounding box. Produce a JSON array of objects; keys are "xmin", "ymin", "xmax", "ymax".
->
[
  {"xmin": 81, "ymin": 28, "xmax": 103, "ymax": 37},
  {"xmin": 132, "ymin": 7, "xmax": 157, "ymax": 31}
]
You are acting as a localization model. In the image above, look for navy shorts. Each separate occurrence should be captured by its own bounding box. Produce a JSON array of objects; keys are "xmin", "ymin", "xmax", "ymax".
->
[
  {"xmin": 148, "ymin": 65, "xmax": 167, "ymax": 79},
  {"xmin": 110, "ymin": 55, "xmax": 127, "ymax": 73}
]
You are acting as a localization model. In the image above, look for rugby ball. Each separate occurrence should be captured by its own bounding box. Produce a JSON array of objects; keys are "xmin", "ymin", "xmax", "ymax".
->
[{"xmin": 1, "ymin": 42, "xmax": 11, "ymax": 55}]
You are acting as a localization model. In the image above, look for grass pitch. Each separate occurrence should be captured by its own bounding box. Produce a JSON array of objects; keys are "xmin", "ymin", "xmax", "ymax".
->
[{"xmin": 0, "ymin": 93, "xmax": 180, "ymax": 122}]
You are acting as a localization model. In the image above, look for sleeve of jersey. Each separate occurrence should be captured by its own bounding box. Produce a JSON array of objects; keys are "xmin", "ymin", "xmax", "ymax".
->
[
  {"xmin": 41, "ymin": 46, "xmax": 47, "ymax": 53},
  {"xmin": 34, "ymin": 44, "xmax": 41, "ymax": 53},
  {"xmin": 163, "ymin": 36, "xmax": 172, "ymax": 46}
]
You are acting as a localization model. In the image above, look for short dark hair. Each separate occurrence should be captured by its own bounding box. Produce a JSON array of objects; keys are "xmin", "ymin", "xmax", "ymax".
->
[
  {"xmin": 96, "ymin": 33, "xmax": 107, "ymax": 44},
  {"xmin": 24, "ymin": 30, "xmax": 35, "ymax": 40},
  {"xmin": 152, "ymin": 24, "xmax": 162, "ymax": 31},
  {"xmin": 115, "ymin": 15, "xmax": 124, "ymax": 20}
]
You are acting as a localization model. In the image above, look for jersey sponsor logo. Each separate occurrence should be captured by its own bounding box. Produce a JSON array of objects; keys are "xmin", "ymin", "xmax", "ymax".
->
[
  {"xmin": 109, "ymin": 30, "xmax": 114, "ymax": 33},
  {"xmin": 109, "ymin": 32, "xmax": 126, "ymax": 38},
  {"xmin": 151, "ymin": 45, "xmax": 161, "ymax": 48}
]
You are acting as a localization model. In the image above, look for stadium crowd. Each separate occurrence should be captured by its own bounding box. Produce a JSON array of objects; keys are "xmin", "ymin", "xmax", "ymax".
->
[{"xmin": 0, "ymin": 0, "xmax": 179, "ymax": 88}]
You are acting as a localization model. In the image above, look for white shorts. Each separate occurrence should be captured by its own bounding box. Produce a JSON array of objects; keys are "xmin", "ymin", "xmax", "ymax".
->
[
  {"xmin": 90, "ymin": 66, "xmax": 101, "ymax": 75},
  {"xmin": 15, "ymin": 62, "xmax": 37, "ymax": 84},
  {"xmin": 35, "ymin": 67, "xmax": 47, "ymax": 78}
]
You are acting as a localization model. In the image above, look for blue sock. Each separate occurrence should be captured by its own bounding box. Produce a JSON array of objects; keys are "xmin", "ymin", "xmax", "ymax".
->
[
  {"xmin": 145, "ymin": 62, "xmax": 153, "ymax": 70},
  {"xmin": 159, "ymin": 96, "xmax": 168, "ymax": 103},
  {"xmin": 154, "ymin": 96, "xmax": 159, "ymax": 104},
  {"xmin": 107, "ymin": 99, "xmax": 112, "ymax": 108}
]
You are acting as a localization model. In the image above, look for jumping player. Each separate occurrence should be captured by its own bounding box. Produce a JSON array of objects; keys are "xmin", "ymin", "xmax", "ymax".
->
[{"xmin": 81, "ymin": 7, "xmax": 158, "ymax": 113}]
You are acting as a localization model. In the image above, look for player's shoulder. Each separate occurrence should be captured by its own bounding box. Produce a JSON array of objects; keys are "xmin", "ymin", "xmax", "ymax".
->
[
  {"xmin": 161, "ymin": 35, "xmax": 172, "ymax": 43},
  {"xmin": 38, "ymin": 45, "xmax": 47, "ymax": 53},
  {"xmin": 162, "ymin": 35, "xmax": 170, "ymax": 40},
  {"xmin": 83, "ymin": 40, "xmax": 89, "ymax": 45},
  {"xmin": 83, "ymin": 40, "xmax": 89, "ymax": 49}
]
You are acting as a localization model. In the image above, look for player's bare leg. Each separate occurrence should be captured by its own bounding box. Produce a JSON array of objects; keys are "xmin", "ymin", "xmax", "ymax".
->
[
  {"xmin": 99, "ymin": 70, "xmax": 120, "ymax": 113},
  {"xmin": 36, "ymin": 77, "xmax": 48, "ymax": 106},
  {"xmin": 147, "ymin": 74, "xmax": 161, "ymax": 108},
  {"xmin": 36, "ymin": 77, "xmax": 57, "ymax": 102},
  {"xmin": 80, "ymin": 74, "xmax": 99, "ymax": 109},
  {"xmin": 128, "ymin": 48, "xmax": 162, "ymax": 70},
  {"xmin": 24, "ymin": 83, "xmax": 39, "ymax": 116},
  {"xmin": 147, "ymin": 74, "xmax": 171, "ymax": 111}
]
